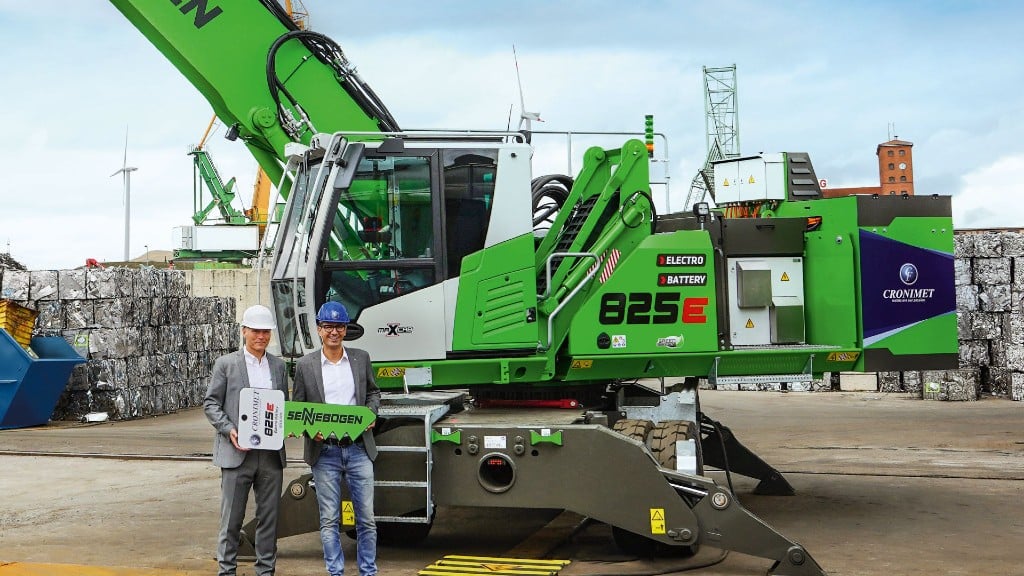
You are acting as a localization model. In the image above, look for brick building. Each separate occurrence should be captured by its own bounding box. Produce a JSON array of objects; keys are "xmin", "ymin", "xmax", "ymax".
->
[{"xmin": 823, "ymin": 138, "xmax": 915, "ymax": 198}]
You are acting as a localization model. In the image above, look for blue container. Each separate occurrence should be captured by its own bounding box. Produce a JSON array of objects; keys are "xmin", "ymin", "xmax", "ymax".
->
[{"xmin": 0, "ymin": 329, "xmax": 86, "ymax": 429}]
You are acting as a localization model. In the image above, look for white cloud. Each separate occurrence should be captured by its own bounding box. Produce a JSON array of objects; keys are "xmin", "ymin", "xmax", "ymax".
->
[
  {"xmin": 4, "ymin": 1, "xmax": 1024, "ymax": 269},
  {"xmin": 952, "ymin": 154, "xmax": 1024, "ymax": 229}
]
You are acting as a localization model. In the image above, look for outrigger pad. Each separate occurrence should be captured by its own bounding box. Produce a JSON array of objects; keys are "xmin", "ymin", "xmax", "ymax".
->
[{"xmin": 700, "ymin": 415, "xmax": 796, "ymax": 496}]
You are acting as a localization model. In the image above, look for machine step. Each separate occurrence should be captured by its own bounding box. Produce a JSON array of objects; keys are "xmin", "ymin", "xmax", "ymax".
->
[
  {"xmin": 710, "ymin": 373, "xmax": 813, "ymax": 386},
  {"xmin": 375, "ymin": 480, "xmax": 428, "ymax": 488},
  {"xmin": 375, "ymin": 515, "xmax": 431, "ymax": 524},
  {"xmin": 376, "ymin": 445, "xmax": 429, "ymax": 453}
]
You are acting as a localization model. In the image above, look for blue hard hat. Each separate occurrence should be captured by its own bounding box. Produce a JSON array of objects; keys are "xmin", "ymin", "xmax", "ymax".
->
[{"xmin": 316, "ymin": 301, "xmax": 350, "ymax": 323}]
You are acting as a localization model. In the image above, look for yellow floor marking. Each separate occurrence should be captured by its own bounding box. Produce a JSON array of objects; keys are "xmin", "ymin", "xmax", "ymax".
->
[
  {"xmin": 420, "ymin": 555, "xmax": 570, "ymax": 576},
  {"xmin": 441, "ymin": 555, "xmax": 570, "ymax": 566},
  {"xmin": 0, "ymin": 564, "xmax": 188, "ymax": 576}
]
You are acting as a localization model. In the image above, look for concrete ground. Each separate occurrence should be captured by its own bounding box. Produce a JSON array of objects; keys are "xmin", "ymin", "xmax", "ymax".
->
[{"xmin": 0, "ymin": 390, "xmax": 1021, "ymax": 576}]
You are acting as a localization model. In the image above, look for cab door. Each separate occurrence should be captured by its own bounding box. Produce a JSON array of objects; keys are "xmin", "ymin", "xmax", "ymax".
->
[{"xmin": 314, "ymin": 146, "xmax": 448, "ymax": 362}]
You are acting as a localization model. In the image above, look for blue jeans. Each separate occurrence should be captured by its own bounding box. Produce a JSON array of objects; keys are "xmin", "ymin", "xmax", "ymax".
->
[{"xmin": 311, "ymin": 444, "xmax": 377, "ymax": 576}]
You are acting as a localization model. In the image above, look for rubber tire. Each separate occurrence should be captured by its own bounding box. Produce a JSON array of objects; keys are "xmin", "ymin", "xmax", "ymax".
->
[
  {"xmin": 649, "ymin": 420, "xmax": 702, "ymax": 475},
  {"xmin": 612, "ymin": 418, "xmax": 654, "ymax": 443}
]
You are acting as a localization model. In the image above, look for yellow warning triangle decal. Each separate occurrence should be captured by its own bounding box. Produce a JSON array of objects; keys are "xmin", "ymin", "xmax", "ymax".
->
[
  {"xmin": 745, "ymin": 318, "xmax": 754, "ymax": 328},
  {"xmin": 723, "ymin": 178, "xmax": 730, "ymax": 186},
  {"xmin": 748, "ymin": 175, "xmax": 756, "ymax": 183},
  {"xmin": 650, "ymin": 509, "xmax": 664, "ymax": 521},
  {"xmin": 781, "ymin": 272, "xmax": 790, "ymax": 281},
  {"xmin": 342, "ymin": 502, "xmax": 354, "ymax": 513}
]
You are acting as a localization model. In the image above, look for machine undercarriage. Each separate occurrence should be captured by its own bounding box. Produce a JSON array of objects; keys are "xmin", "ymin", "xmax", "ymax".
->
[{"xmin": 243, "ymin": 383, "xmax": 825, "ymax": 576}]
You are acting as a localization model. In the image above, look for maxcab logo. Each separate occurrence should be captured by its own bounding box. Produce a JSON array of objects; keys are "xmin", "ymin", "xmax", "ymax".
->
[
  {"xmin": 883, "ymin": 263, "xmax": 936, "ymax": 303},
  {"xmin": 379, "ymin": 323, "xmax": 414, "ymax": 337}
]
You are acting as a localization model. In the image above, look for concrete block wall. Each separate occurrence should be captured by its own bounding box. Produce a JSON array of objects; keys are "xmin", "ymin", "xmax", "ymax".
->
[
  {"xmin": 183, "ymin": 267, "xmax": 279, "ymax": 355},
  {"xmin": 183, "ymin": 267, "xmax": 271, "ymax": 323}
]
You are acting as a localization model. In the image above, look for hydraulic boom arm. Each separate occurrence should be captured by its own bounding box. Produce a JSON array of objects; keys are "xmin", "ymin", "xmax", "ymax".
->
[{"xmin": 108, "ymin": 0, "xmax": 398, "ymax": 187}]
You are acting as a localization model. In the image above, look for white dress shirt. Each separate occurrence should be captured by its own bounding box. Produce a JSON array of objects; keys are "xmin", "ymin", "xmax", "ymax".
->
[
  {"xmin": 321, "ymin": 349, "xmax": 357, "ymax": 406},
  {"xmin": 243, "ymin": 348, "xmax": 273, "ymax": 389}
]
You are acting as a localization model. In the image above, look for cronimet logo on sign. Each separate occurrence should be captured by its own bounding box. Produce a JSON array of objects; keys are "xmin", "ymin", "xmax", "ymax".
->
[
  {"xmin": 884, "ymin": 262, "xmax": 935, "ymax": 303},
  {"xmin": 899, "ymin": 263, "xmax": 919, "ymax": 286}
]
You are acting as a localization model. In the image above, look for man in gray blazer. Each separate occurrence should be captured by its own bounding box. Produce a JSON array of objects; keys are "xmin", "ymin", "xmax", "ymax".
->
[
  {"xmin": 203, "ymin": 304, "xmax": 289, "ymax": 576},
  {"xmin": 292, "ymin": 301, "xmax": 381, "ymax": 576}
]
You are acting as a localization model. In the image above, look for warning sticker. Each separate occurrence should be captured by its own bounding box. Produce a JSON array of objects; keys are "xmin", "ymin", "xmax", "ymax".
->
[
  {"xmin": 376, "ymin": 367, "xmax": 407, "ymax": 378},
  {"xmin": 745, "ymin": 318, "xmax": 755, "ymax": 329},
  {"xmin": 571, "ymin": 359, "xmax": 593, "ymax": 369},
  {"xmin": 342, "ymin": 501, "xmax": 355, "ymax": 526},
  {"xmin": 650, "ymin": 508, "xmax": 666, "ymax": 535},
  {"xmin": 748, "ymin": 175, "xmax": 756, "ymax": 184},
  {"xmin": 781, "ymin": 272, "xmax": 790, "ymax": 281}
]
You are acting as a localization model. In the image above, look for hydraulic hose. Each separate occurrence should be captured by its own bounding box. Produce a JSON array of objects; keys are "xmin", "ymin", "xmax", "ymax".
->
[
  {"xmin": 531, "ymin": 174, "xmax": 573, "ymax": 229},
  {"xmin": 266, "ymin": 30, "xmax": 400, "ymax": 139}
]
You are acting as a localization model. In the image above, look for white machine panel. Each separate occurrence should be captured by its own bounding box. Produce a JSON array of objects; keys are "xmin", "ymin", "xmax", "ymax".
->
[
  {"xmin": 770, "ymin": 258, "xmax": 804, "ymax": 298},
  {"xmin": 713, "ymin": 153, "xmax": 786, "ymax": 204},
  {"xmin": 727, "ymin": 256, "xmax": 804, "ymax": 346},
  {"xmin": 355, "ymin": 283, "xmax": 447, "ymax": 362}
]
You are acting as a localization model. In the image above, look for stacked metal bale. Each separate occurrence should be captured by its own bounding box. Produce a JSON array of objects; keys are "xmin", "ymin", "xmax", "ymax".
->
[{"xmin": 0, "ymin": 267, "xmax": 238, "ymax": 421}]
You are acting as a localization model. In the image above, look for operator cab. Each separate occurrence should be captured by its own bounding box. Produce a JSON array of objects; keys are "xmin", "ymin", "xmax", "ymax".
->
[{"xmin": 271, "ymin": 132, "xmax": 536, "ymax": 361}]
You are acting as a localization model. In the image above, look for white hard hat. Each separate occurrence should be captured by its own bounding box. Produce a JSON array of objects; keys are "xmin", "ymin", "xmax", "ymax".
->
[{"xmin": 241, "ymin": 305, "xmax": 276, "ymax": 330}]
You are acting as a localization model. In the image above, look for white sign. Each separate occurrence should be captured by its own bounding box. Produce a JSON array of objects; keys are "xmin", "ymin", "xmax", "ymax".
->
[
  {"xmin": 484, "ymin": 435, "xmax": 507, "ymax": 449},
  {"xmin": 819, "ymin": 178, "xmax": 828, "ymax": 189},
  {"xmin": 238, "ymin": 388, "xmax": 286, "ymax": 450}
]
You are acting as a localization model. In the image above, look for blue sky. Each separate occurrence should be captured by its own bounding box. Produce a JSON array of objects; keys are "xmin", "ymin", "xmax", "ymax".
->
[{"xmin": 2, "ymin": 1, "xmax": 1023, "ymax": 270}]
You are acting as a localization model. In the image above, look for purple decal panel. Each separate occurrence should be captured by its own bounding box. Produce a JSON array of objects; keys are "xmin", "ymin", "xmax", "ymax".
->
[{"xmin": 860, "ymin": 230, "xmax": 955, "ymax": 342}]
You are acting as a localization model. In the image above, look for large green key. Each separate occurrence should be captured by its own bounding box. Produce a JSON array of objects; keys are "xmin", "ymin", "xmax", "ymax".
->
[{"xmin": 284, "ymin": 401, "xmax": 376, "ymax": 441}]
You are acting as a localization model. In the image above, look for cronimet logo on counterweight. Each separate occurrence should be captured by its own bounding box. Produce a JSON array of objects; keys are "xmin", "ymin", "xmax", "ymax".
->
[{"xmin": 883, "ymin": 262, "xmax": 935, "ymax": 303}]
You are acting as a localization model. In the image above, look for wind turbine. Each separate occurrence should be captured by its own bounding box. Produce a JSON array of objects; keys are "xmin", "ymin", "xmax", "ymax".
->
[
  {"xmin": 513, "ymin": 46, "xmax": 542, "ymax": 137},
  {"xmin": 110, "ymin": 127, "xmax": 138, "ymax": 262}
]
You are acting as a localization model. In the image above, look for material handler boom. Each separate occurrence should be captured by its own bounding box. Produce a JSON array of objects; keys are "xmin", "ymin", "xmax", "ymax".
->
[{"xmin": 109, "ymin": 2, "xmax": 958, "ymax": 574}]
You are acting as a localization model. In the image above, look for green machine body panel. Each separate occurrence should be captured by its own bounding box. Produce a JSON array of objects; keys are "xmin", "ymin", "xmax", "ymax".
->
[
  {"xmin": 453, "ymin": 234, "xmax": 540, "ymax": 350},
  {"xmin": 568, "ymin": 231, "xmax": 719, "ymax": 355},
  {"xmin": 773, "ymin": 194, "xmax": 958, "ymax": 371}
]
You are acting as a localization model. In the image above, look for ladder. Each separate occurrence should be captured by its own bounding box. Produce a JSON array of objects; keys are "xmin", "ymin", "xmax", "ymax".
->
[{"xmin": 373, "ymin": 398, "xmax": 453, "ymax": 524}]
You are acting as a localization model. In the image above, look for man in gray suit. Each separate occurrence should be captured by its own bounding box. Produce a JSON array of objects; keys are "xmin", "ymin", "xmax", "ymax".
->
[
  {"xmin": 203, "ymin": 304, "xmax": 289, "ymax": 576},
  {"xmin": 292, "ymin": 301, "xmax": 381, "ymax": 576}
]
